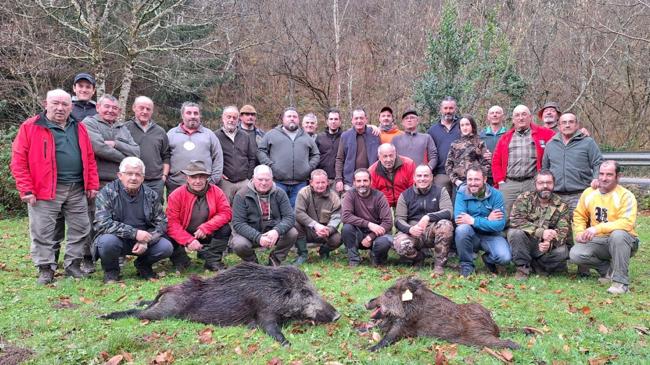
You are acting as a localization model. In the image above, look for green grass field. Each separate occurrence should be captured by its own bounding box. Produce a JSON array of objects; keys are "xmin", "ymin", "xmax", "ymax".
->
[{"xmin": 0, "ymin": 217, "xmax": 648, "ymax": 365}]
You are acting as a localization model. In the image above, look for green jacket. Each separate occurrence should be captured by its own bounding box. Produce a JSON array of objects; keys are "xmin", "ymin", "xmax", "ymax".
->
[{"xmin": 508, "ymin": 191, "xmax": 570, "ymax": 248}]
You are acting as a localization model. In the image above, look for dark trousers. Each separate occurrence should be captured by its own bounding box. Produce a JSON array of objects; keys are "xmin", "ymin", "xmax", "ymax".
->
[
  {"xmin": 170, "ymin": 225, "xmax": 231, "ymax": 266},
  {"xmin": 507, "ymin": 229, "xmax": 569, "ymax": 273},
  {"xmin": 95, "ymin": 234, "xmax": 173, "ymax": 272},
  {"xmin": 341, "ymin": 224, "xmax": 392, "ymax": 265}
]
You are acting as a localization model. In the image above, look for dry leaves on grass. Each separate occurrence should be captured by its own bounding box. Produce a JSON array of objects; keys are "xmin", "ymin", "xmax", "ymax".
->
[
  {"xmin": 587, "ymin": 355, "xmax": 618, "ymax": 365},
  {"xmin": 197, "ymin": 327, "xmax": 214, "ymax": 344},
  {"xmin": 79, "ymin": 296, "xmax": 94, "ymax": 304},
  {"xmin": 104, "ymin": 354, "xmax": 123, "ymax": 365},
  {"xmin": 267, "ymin": 357, "xmax": 282, "ymax": 365},
  {"xmin": 52, "ymin": 296, "xmax": 78, "ymax": 309},
  {"xmin": 151, "ymin": 350, "xmax": 174, "ymax": 364},
  {"xmin": 434, "ymin": 344, "xmax": 458, "ymax": 364},
  {"xmin": 598, "ymin": 324, "xmax": 609, "ymax": 334},
  {"xmin": 482, "ymin": 347, "xmax": 513, "ymax": 363}
]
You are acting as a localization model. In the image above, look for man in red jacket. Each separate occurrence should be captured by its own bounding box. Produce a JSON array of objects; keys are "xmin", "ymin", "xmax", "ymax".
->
[
  {"xmin": 369, "ymin": 143, "xmax": 415, "ymax": 207},
  {"xmin": 166, "ymin": 160, "xmax": 232, "ymax": 271},
  {"xmin": 11, "ymin": 89, "xmax": 99, "ymax": 284},
  {"xmin": 492, "ymin": 105, "xmax": 555, "ymax": 217}
]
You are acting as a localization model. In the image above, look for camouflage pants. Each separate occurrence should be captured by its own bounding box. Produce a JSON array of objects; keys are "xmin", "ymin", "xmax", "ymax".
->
[{"xmin": 393, "ymin": 219, "xmax": 453, "ymax": 265}]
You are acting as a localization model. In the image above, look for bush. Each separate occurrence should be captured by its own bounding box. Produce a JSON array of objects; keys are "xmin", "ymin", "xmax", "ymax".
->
[{"xmin": 0, "ymin": 127, "xmax": 25, "ymax": 217}]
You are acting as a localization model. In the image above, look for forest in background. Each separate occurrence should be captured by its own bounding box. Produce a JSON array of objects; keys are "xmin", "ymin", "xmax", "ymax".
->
[{"xmin": 0, "ymin": 0, "xmax": 648, "ymax": 150}]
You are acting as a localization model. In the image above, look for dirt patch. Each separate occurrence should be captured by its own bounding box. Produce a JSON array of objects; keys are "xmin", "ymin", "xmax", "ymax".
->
[{"xmin": 0, "ymin": 339, "xmax": 34, "ymax": 365}]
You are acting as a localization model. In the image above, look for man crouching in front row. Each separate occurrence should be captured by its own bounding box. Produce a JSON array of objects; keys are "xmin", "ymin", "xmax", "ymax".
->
[{"xmin": 93, "ymin": 157, "xmax": 172, "ymax": 283}]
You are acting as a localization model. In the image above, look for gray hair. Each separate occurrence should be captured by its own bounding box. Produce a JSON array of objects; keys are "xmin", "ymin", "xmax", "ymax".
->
[
  {"xmin": 46, "ymin": 89, "xmax": 71, "ymax": 101},
  {"xmin": 222, "ymin": 105, "xmax": 239, "ymax": 115},
  {"xmin": 253, "ymin": 164, "xmax": 273, "ymax": 177},
  {"xmin": 310, "ymin": 169, "xmax": 328, "ymax": 180},
  {"xmin": 377, "ymin": 143, "xmax": 396, "ymax": 155},
  {"xmin": 119, "ymin": 157, "xmax": 146, "ymax": 174},
  {"xmin": 97, "ymin": 94, "xmax": 118, "ymax": 105},
  {"xmin": 302, "ymin": 113, "xmax": 317, "ymax": 123},
  {"xmin": 181, "ymin": 101, "xmax": 201, "ymax": 114}
]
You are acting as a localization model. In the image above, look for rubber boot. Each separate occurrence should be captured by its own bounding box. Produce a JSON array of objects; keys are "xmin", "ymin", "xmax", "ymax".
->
[{"xmin": 292, "ymin": 239, "xmax": 308, "ymax": 266}]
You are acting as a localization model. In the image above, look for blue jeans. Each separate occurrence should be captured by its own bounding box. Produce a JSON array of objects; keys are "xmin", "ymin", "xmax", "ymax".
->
[
  {"xmin": 275, "ymin": 181, "xmax": 307, "ymax": 208},
  {"xmin": 96, "ymin": 234, "xmax": 173, "ymax": 272},
  {"xmin": 455, "ymin": 224, "xmax": 511, "ymax": 275}
]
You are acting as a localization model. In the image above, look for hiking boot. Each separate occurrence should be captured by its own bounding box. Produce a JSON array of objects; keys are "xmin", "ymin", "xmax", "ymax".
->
[
  {"xmin": 515, "ymin": 266, "xmax": 530, "ymax": 281},
  {"xmin": 204, "ymin": 261, "xmax": 226, "ymax": 272},
  {"xmin": 607, "ymin": 282, "xmax": 629, "ymax": 294},
  {"xmin": 318, "ymin": 246, "xmax": 331, "ymax": 260},
  {"xmin": 37, "ymin": 265, "xmax": 55, "ymax": 285},
  {"xmin": 103, "ymin": 270, "xmax": 121, "ymax": 284},
  {"xmin": 81, "ymin": 257, "xmax": 96, "ymax": 274},
  {"xmin": 134, "ymin": 260, "xmax": 157, "ymax": 280},
  {"xmin": 171, "ymin": 257, "xmax": 192, "ymax": 272},
  {"xmin": 481, "ymin": 253, "xmax": 497, "ymax": 274},
  {"xmin": 64, "ymin": 261, "xmax": 89, "ymax": 279},
  {"xmin": 460, "ymin": 267, "xmax": 473, "ymax": 278},
  {"xmin": 292, "ymin": 254, "xmax": 308, "ymax": 266}
]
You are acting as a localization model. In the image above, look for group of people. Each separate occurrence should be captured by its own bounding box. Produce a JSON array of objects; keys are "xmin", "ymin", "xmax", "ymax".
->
[{"xmin": 10, "ymin": 73, "xmax": 639, "ymax": 295}]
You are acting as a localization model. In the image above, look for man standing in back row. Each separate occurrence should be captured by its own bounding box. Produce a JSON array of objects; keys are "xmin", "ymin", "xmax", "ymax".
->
[{"xmin": 427, "ymin": 97, "xmax": 460, "ymax": 196}]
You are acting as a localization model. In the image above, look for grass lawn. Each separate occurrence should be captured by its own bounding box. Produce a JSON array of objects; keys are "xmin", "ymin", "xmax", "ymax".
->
[{"xmin": 0, "ymin": 217, "xmax": 648, "ymax": 365}]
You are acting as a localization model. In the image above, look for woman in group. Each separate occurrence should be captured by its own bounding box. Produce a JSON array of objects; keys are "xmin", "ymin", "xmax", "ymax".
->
[{"xmin": 445, "ymin": 114, "xmax": 491, "ymax": 191}]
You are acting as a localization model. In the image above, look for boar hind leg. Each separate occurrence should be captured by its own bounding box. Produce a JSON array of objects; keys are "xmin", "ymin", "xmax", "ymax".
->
[
  {"xmin": 369, "ymin": 319, "xmax": 405, "ymax": 352},
  {"xmin": 100, "ymin": 309, "xmax": 142, "ymax": 320},
  {"xmin": 138, "ymin": 291, "xmax": 186, "ymax": 320}
]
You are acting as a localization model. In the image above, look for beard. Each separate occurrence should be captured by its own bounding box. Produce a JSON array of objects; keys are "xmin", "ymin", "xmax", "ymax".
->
[
  {"xmin": 356, "ymin": 186, "xmax": 369, "ymax": 196},
  {"xmin": 537, "ymin": 190, "xmax": 552, "ymax": 199},
  {"xmin": 285, "ymin": 122, "xmax": 298, "ymax": 132}
]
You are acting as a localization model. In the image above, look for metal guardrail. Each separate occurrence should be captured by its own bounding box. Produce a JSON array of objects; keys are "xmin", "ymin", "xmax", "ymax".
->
[
  {"xmin": 602, "ymin": 151, "xmax": 650, "ymax": 186},
  {"xmin": 602, "ymin": 151, "xmax": 650, "ymax": 166}
]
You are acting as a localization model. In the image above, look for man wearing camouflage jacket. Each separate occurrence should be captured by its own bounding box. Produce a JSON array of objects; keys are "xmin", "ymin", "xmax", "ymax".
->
[{"xmin": 507, "ymin": 170, "xmax": 570, "ymax": 280}]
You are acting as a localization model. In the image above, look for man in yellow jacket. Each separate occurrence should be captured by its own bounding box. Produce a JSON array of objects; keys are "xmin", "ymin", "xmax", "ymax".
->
[{"xmin": 570, "ymin": 160, "xmax": 638, "ymax": 294}]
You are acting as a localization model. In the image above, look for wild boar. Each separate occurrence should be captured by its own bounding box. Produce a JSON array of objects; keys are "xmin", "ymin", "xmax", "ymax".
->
[
  {"xmin": 101, "ymin": 262, "xmax": 339, "ymax": 345},
  {"xmin": 366, "ymin": 277, "xmax": 519, "ymax": 351}
]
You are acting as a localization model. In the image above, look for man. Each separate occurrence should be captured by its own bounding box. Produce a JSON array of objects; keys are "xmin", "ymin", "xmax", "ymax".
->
[
  {"xmin": 167, "ymin": 102, "xmax": 223, "ymax": 194},
  {"xmin": 231, "ymin": 165, "xmax": 297, "ymax": 266},
  {"xmin": 394, "ymin": 165, "xmax": 453, "ymax": 273},
  {"xmin": 392, "ymin": 108, "xmax": 438, "ymax": 171},
  {"xmin": 341, "ymin": 169, "xmax": 393, "ymax": 267},
  {"xmin": 570, "ymin": 161, "xmax": 639, "ymax": 294},
  {"xmin": 94, "ymin": 157, "xmax": 173, "ymax": 283},
  {"xmin": 11, "ymin": 89, "xmax": 99, "ymax": 284},
  {"xmin": 537, "ymin": 102, "xmax": 562, "ymax": 131},
  {"xmin": 214, "ymin": 105, "xmax": 257, "ymax": 204},
  {"xmin": 83, "ymin": 95, "xmax": 140, "ymax": 186},
  {"xmin": 368, "ymin": 143, "xmax": 415, "ymax": 207},
  {"xmin": 125, "ymin": 96, "xmax": 170, "ymax": 199},
  {"xmin": 378, "ymin": 106, "xmax": 402, "ymax": 144},
  {"xmin": 426, "ymin": 97, "xmax": 461, "ymax": 196},
  {"xmin": 257, "ymin": 107, "xmax": 320, "ymax": 207},
  {"xmin": 508, "ymin": 170, "xmax": 571, "ymax": 280},
  {"xmin": 239, "ymin": 104, "xmax": 265, "ymax": 145},
  {"xmin": 454, "ymin": 167, "xmax": 510, "ymax": 277},
  {"xmin": 302, "ymin": 113, "xmax": 318, "ymax": 139},
  {"xmin": 293, "ymin": 169, "xmax": 342, "ymax": 265},
  {"xmin": 71, "ymin": 73, "xmax": 97, "ymax": 122},
  {"xmin": 492, "ymin": 105, "xmax": 555, "ymax": 217},
  {"xmin": 335, "ymin": 108, "xmax": 381, "ymax": 193},
  {"xmin": 166, "ymin": 161, "xmax": 232, "ymax": 271},
  {"xmin": 542, "ymin": 113, "xmax": 602, "ymax": 211},
  {"xmin": 479, "ymin": 105, "xmax": 507, "ymax": 185},
  {"xmin": 315, "ymin": 108, "xmax": 343, "ymax": 184}
]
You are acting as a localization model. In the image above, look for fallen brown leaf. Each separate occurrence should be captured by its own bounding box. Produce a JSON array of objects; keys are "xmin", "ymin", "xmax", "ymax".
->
[
  {"xmin": 598, "ymin": 324, "xmax": 609, "ymax": 334},
  {"xmin": 482, "ymin": 347, "xmax": 511, "ymax": 363},
  {"xmin": 99, "ymin": 351, "xmax": 111, "ymax": 361},
  {"xmin": 522, "ymin": 326, "xmax": 545, "ymax": 335},
  {"xmin": 289, "ymin": 361, "xmax": 303, "ymax": 365},
  {"xmin": 79, "ymin": 296, "xmax": 93, "ymax": 304},
  {"xmin": 105, "ymin": 354, "xmax": 123, "ymax": 365},
  {"xmin": 504, "ymin": 283, "xmax": 514, "ymax": 289},
  {"xmin": 121, "ymin": 351, "xmax": 133, "ymax": 362},
  {"xmin": 151, "ymin": 350, "xmax": 174, "ymax": 365},
  {"xmin": 267, "ymin": 358, "xmax": 282, "ymax": 365},
  {"xmin": 381, "ymin": 274, "xmax": 392, "ymax": 281},
  {"xmin": 234, "ymin": 346, "xmax": 242, "ymax": 355},
  {"xmin": 568, "ymin": 304, "xmax": 578, "ymax": 313},
  {"xmin": 552, "ymin": 361, "xmax": 568, "ymax": 365},
  {"xmin": 554, "ymin": 289, "xmax": 563, "ymax": 294},
  {"xmin": 324, "ymin": 362, "xmax": 343, "ymax": 365},
  {"xmin": 434, "ymin": 344, "xmax": 458, "ymax": 358},
  {"xmin": 500, "ymin": 349, "xmax": 514, "ymax": 362},
  {"xmin": 633, "ymin": 326, "xmax": 649, "ymax": 335},
  {"xmin": 247, "ymin": 344, "xmax": 259, "ymax": 354},
  {"xmin": 435, "ymin": 348, "xmax": 448, "ymax": 365},
  {"xmin": 372, "ymin": 332, "xmax": 382, "ymax": 342},
  {"xmin": 581, "ymin": 306, "xmax": 591, "ymax": 315},
  {"xmin": 140, "ymin": 319, "xmax": 150, "ymax": 325},
  {"xmin": 478, "ymin": 287, "xmax": 488, "ymax": 294},
  {"xmin": 587, "ymin": 355, "xmax": 617, "ymax": 365},
  {"xmin": 53, "ymin": 296, "xmax": 78, "ymax": 309},
  {"xmin": 197, "ymin": 327, "xmax": 214, "ymax": 344},
  {"xmin": 479, "ymin": 279, "xmax": 489, "ymax": 288},
  {"xmin": 312, "ymin": 271, "xmax": 322, "ymax": 278}
]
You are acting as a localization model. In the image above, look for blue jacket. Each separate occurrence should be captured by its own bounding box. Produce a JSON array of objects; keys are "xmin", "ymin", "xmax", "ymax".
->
[
  {"xmin": 339, "ymin": 126, "xmax": 380, "ymax": 185},
  {"xmin": 454, "ymin": 184, "xmax": 506, "ymax": 233}
]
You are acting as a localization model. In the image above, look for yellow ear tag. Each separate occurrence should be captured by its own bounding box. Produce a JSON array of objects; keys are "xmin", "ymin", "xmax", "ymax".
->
[{"xmin": 401, "ymin": 289, "xmax": 413, "ymax": 302}]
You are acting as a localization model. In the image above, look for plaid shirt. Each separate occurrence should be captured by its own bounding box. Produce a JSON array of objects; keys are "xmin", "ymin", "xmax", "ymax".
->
[{"xmin": 506, "ymin": 129, "xmax": 536, "ymax": 179}]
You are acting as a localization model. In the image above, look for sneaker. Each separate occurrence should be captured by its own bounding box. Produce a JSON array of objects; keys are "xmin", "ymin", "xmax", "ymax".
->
[
  {"xmin": 204, "ymin": 261, "xmax": 226, "ymax": 272},
  {"xmin": 80, "ymin": 257, "xmax": 96, "ymax": 274},
  {"xmin": 134, "ymin": 261, "xmax": 157, "ymax": 280},
  {"xmin": 37, "ymin": 265, "xmax": 55, "ymax": 285},
  {"xmin": 481, "ymin": 253, "xmax": 497, "ymax": 274},
  {"xmin": 64, "ymin": 261, "xmax": 89, "ymax": 279},
  {"xmin": 607, "ymin": 282, "xmax": 629, "ymax": 294},
  {"xmin": 103, "ymin": 270, "xmax": 121, "ymax": 284},
  {"xmin": 515, "ymin": 266, "xmax": 530, "ymax": 281}
]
